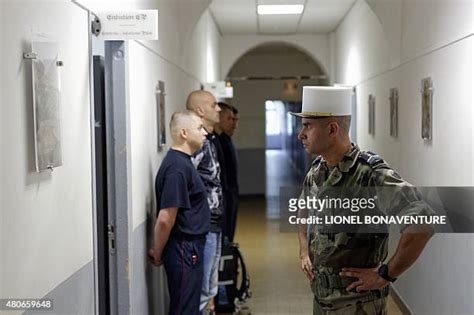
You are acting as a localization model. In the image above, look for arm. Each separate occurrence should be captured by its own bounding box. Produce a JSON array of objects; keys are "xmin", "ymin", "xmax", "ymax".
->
[
  {"xmin": 341, "ymin": 164, "xmax": 434, "ymax": 291},
  {"xmin": 387, "ymin": 224, "xmax": 433, "ymax": 277},
  {"xmin": 341, "ymin": 225, "xmax": 433, "ymax": 291},
  {"xmin": 148, "ymin": 207, "xmax": 178, "ymax": 266},
  {"xmin": 298, "ymin": 207, "xmax": 314, "ymax": 281}
]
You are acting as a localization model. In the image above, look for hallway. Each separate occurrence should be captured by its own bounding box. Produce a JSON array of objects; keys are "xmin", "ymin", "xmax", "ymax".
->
[
  {"xmin": 1, "ymin": 0, "xmax": 473, "ymax": 314},
  {"xmin": 235, "ymin": 196, "xmax": 313, "ymax": 314},
  {"xmin": 265, "ymin": 149, "xmax": 304, "ymax": 219},
  {"xmin": 236, "ymin": 149, "xmax": 313, "ymax": 313}
]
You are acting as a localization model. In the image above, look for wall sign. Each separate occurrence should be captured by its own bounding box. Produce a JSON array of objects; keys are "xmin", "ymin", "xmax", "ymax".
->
[
  {"xmin": 202, "ymin": 81, "xmax": 234, "ymax": 99},
  {"xmin": 96, "ymin": 10, "xmax": 158, "ymax": 40}
]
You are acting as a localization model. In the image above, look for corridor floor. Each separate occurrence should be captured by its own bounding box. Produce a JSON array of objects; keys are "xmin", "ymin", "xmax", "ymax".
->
[
  {"xmin": 230, "ymin": 150, "xmax": 403, "ymax": 314},
  {"xmin": 234, "ymin": 196, "xmax": 314, "ymax": 314}
]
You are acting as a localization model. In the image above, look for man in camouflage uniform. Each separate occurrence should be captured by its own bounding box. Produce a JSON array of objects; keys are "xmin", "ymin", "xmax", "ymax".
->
[{"xmin": 292, "ymin": 86, "xmax": 434, "ymax": 315}]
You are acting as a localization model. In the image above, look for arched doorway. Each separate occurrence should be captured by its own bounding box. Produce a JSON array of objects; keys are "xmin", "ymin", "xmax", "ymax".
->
[{"xmin": 226, "ymin": 42, "xmax": 328, "ymax": 202}]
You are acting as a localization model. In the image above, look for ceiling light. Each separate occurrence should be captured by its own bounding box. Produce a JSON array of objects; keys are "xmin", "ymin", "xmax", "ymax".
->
[{"xmin": 257, "ymin": 4, "xmax": 304, "ymax": 15}]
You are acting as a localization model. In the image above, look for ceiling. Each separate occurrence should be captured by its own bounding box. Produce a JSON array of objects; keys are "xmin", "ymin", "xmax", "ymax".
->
[{"xmin": 209, "ymin": 0, "xmax": 357, "ymax": 35}]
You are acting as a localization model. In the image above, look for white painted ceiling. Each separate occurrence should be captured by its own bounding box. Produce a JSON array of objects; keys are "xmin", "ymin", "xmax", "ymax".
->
[{"xmin": 209, "ymin": 0, "xmax": 357, "ymax": 35}]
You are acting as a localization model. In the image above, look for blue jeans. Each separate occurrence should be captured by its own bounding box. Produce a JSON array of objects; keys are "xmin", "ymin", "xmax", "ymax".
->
[{"xmin": 199, "ymin": 231, "xmax": 221, "ymax": 312}]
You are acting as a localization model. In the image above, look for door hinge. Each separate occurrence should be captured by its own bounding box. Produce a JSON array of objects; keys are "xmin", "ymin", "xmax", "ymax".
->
[
  {"xmin": 92, "ymin": 16, "xmax": 101, "ymax": 37},
  {"xmin": 108, "ymin": 224, "xmax": 116, "ymax": 255}
]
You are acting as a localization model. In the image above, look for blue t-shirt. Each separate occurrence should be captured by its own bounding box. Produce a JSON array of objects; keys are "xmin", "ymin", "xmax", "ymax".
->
[{"xmin": 155, "ymin": 149, "xmax": 210, "ymax": 236}]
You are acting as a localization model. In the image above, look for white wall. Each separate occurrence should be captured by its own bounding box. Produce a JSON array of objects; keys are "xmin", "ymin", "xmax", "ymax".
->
[
  {"xmin": 220, "ymin": 34, "xmax": 330, "ymax": 79},
  {"xmin": 334, "ymin": 0, "xmax": 474, "ymax": 314},
  {"xmin": 182, "ymin": 9, "xmax": 220, "ymax": 83},
  {"xmin": 127, "ymin": 7, "xmax": 221, "ymax": 231},
  {"xmin": 0, "ymin": 0, "xmax": 93, "ymax": 306}
]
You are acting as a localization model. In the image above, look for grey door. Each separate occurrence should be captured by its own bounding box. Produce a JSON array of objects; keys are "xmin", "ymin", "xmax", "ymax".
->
[{"xmin": 103, "ymin": 40, "xmax": 132, "ymax": 315}]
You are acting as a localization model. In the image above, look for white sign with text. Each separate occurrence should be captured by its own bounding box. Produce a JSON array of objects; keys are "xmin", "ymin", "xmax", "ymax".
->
[
  {"xmin": 203, "ymin": 81, "xmax": 234, "ymax": 99},
  {"xmin": 97, "ymin": 10, "xmax": 158, "ymax": 40}
]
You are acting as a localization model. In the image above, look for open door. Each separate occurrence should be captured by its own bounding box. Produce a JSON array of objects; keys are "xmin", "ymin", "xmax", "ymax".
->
[
  {"xmin": 93, "ymin": 55, "xmax": 110, "ymax": 315},
  {"xmin": 92, "ymin": 40, "xmax": 132, "ymax": 315}
]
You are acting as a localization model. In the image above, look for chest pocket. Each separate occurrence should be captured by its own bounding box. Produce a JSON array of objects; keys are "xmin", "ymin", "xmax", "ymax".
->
[{"xmin": 313, "ymin": 232, "xmax": 388, "ymax": 271}]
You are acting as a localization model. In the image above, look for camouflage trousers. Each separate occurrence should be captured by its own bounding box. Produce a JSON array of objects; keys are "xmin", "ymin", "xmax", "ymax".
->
[{"xmin": 313, "ymin": 297, "xmax": 387, "ymax": 315}]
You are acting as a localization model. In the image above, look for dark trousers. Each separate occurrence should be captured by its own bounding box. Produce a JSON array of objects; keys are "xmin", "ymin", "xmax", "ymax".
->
[
  {"xmin": 222, "ymin": 188, "xmax": 239, "ymax": 243},
  {"xmin": 163, "ymin": 234, "xmax": 206, "ymax": 315}
]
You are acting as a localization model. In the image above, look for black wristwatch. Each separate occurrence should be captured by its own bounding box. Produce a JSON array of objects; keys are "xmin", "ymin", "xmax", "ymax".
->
[{"xmin": 378, "ymin": 264, "xmax": 397, "ymax": 282}]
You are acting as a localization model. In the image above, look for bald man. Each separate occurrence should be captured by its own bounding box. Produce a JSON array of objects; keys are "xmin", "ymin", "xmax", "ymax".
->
[
  {"xmin": 149, "ymin": 110, "xmax": 210, "ymax": 315},
  {"xmin": 186, "ymin": 90, "xmax": 223, "ymax": 314}
]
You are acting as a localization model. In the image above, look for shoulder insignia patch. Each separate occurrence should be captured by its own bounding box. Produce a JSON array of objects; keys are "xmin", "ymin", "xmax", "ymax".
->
[
  {"xmin": 359, "ymin": 151, "xmax": 384, "ymax": 167},
  {"xmin": 312, "ymin": 155, "xmax": 322, "ymax": 166}
]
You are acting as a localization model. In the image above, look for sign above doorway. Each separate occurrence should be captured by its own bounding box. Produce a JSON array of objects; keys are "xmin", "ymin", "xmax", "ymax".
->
[{"xmin": 94, "ymin": 10, "xmax": 158, "ymax": 40}]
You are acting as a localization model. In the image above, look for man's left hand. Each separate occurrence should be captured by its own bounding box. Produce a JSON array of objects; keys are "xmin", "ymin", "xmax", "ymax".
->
[
  {"xmin": 339, "ymin": 267, "xmax": 389, "ymax": 292},
  {"xmin": 148, "ymin": 248, "xmax": 163, "ymax": 267}
]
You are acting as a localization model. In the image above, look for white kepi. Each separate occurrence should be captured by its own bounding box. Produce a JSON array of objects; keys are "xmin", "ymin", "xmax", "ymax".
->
[{"xmin": 290, "ymin": 86, "xmax": 353, "ymax": 118}]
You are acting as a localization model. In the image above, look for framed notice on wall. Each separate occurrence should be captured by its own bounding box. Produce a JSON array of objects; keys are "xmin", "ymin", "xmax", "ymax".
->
[
  {"xmin": 421, "ymin": 77, "xmax": 433, "ymax": 141},
  {"xmin": 368, "ymin": 94, "xmax": 375, "ymax": 136},
  {"xmin": 30, "ymin": 41, "xmax": 63, "ymax": 172},
  {"xmin": 389, "ymin": 88, "xmax": 398, "ymax": 138},
  {"xmin": 156, "ymin": 81, "xmax": 166, "ymax": 150}
]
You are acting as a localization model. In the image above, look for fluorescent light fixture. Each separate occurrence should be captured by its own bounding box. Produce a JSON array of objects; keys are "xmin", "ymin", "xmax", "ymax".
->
[{"xmin": 257, "ymin": 4, "xmax": 304, "ymax": 15}]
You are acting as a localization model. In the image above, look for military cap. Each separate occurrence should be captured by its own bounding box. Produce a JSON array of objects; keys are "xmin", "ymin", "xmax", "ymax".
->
[{"xmin": 290, "ymin": 86, "xmax": 353, "ymax": 118}]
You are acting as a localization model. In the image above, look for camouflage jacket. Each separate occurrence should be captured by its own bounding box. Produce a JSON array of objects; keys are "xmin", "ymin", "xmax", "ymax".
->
[
  {"xmin": 300, "ymin": 144, "xmax": 433, "ymax": 302},
  {"xmin": 192, "ymin": 134, "xmax": 223, "ymax": 231}
]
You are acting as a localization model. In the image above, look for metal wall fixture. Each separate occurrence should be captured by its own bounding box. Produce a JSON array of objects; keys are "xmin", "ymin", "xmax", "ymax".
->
[
  {"xmin": 368, "ymin": 94, "xmax": 375, "ymax": 136},
  {"xmin": 421, "ymin": 77, "xmax": 433, "ymax": 141},
  {"xmin": 389, "ymin": 88, "xmax": 398, "ymax": 138},
  {"xmin": 156, "ymin": 81, "xmax": 167, "ymax": 150}
]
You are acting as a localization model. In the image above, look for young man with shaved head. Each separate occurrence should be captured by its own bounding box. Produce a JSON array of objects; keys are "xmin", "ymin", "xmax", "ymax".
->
[
  {"xmin": 231, "ymin": 106, "xmax": 239, "ymax": 133},
  {"xmin": 292, "ymin": 86, "xmax": 434, "ymax": 314},
  {"xmin": 149, "ymin": 110, "xmax": 209, "ymax": 315},
  {"xmin": 215, "ymin": 102, "xmax": 240, "ymax": 243},
  {"xmin": 186, "ymin": 90, "xmax": 223, "ymax": 315}
]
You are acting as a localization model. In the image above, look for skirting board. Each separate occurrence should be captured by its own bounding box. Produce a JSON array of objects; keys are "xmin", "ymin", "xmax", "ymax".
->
[{"xmin": 390, "ymin": 285, "xmax": 414, "ymax": 315}]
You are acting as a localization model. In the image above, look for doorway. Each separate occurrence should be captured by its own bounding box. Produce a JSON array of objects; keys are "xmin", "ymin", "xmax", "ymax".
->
[
  {"xmin": 264, "ymin": 100, "xmax": 308, "ymax": 217},
  {"xmin": 93, "ymin": 55, "xmax": 110, "ymax": 315},
  {"xmin": 226, "ymin": 42, "xmax": 328, "ymax": 198},
  {"xmin": 265, "ymin": 100, "xmax": 285, "ymax": 150},
  {"xmin": 91, "ymin": 40, "xmax": 132, "ymax": 315}
]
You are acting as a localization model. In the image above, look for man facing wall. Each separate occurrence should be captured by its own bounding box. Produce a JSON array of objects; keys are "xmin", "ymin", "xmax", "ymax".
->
[
  {"xmin": 149, "ymin": 111, "xmax": 210, "ymax": 314},
  {"xmin": 215, "ymin": 102, "xmax": 240, "ymax": 243},
  {"xmin": 186, "ymin": 90, "xmax": 223, "ymax": 314}
]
